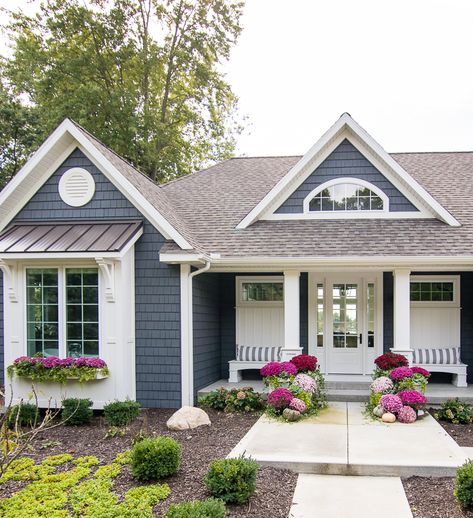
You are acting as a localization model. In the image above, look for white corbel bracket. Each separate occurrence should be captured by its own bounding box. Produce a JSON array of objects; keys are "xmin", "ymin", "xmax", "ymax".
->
[
  {"xmin": 0, "ymin": 260, "xmax": 18, "ymax": 303},
  {"xmin": 95, "ymin": 258, "xmax": 116, "ymax": 303}
]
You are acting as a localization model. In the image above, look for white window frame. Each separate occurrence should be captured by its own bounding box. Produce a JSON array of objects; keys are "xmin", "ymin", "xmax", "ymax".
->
[
  {"xmin": 302, "ymin": 177, "xmax": 389, "ymax": 214},
  {"xmin": 236, "ymin": 276, "xmax": 284, "ymax": 307},
  {"xmin": 410, "ymin": 275, "xmax": 460, "ymax": 308},
  {"xmin": 23, "ymin": 264, "xmax": 101, "ymax": 358}
]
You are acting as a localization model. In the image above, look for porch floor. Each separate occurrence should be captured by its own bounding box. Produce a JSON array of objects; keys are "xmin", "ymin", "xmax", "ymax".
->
[{"xmin": 197, "ymin": 378, "xmax": 473, "ymax": 404}]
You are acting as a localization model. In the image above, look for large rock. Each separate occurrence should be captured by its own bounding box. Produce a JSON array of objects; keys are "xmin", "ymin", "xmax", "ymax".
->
[{"xmin": 166, "ymin": 406, "xmax": 211, "ymax": 431}]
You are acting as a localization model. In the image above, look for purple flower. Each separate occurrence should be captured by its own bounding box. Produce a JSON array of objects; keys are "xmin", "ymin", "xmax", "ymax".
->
[
  {"xmin": 289, "ymin": 397, "xmax": 307, "ymax": 413},
  {"xmin": 370, "ymin": 376, "xmax": 394, "ymax": 394},
  {"xmin": 12, "ymin": 356, "xmax": 107, "ymax": 370},
  {"xmin": 397, "ymin": 405, "xmax": 417, "ymax": 423},
  {"xmin": 267, "ymin": 388, "xmax": 294, "ymax": 409},
  {"xmin": 41, "ymin": 356, "xmax": 62, "ymax": 368},
  {"xmin": 293, "ymin": 373, "xmax": 317, "ymax": 394},
  {"xmin": 380, "ymin": 394, "xmax": 403, "ymax": 414},
  {"xmin": 397, "ymin": 390, "xmax": 427, "ymax": 408},
  {"xmin": 14, "ymin": 356, "xmax": 31, "ymax": 365},
  {"xmin": 261, "ymin": 361, "xmax": 297, "ymax": 377},
  {"xmin": 389, "ymin": 367, "xmax": 414, "ymax": 381}
]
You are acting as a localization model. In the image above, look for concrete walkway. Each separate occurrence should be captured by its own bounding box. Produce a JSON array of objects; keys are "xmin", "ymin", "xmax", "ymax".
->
[
  {"xmin": 289, "ymin": 474, "xmax": 413, "ymax": 518},
  {"xmin": 229, "ymin": 402, "xmax": 466, "ymax": 476}
]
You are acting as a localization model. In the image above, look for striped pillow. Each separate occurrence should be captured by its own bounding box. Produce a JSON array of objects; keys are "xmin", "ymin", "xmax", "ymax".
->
[
  {"xmin": 236, "ymin": 345, "xmax": 282, "ymax": 362},
  {"xmin": 412, "ymin": 347, "xmax": 461, "ymax": 365}
]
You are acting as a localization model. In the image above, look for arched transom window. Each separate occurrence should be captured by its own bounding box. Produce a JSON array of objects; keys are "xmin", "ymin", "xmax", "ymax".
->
[{"xmin": 303, "ymin": 178, "xmax": 388, "ymax": 213}]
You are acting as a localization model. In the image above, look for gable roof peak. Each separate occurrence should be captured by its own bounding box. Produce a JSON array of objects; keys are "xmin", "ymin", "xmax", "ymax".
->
[{"xmin": 236, "ymin": 113, "xmax": 460, "ymax": 229}]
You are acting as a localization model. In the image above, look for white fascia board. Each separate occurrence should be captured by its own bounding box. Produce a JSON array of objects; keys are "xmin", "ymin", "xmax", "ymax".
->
[
  {"xmin": 0, "ymin": 119, "xmax": 193, "ymax": 250},
  {"xmin": 159, "ymin": 252, "xmax": 207, "ymax": 264},
  {"xmin": 236, "ymin": 113, "xmax": 460, "ymax": 229},
  {"xmin": 207, "ymin": 255, "xmax": 473, "ymax": 269}
]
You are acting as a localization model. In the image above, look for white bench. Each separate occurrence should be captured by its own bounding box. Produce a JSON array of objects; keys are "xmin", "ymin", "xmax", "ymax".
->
[
  {"xmin": 228, "ymin": 345, "xmax": 282, "ymax": 383},
  {"xmin": 412, "ymin": 347, "xmax": 468, "ymax": 387}
]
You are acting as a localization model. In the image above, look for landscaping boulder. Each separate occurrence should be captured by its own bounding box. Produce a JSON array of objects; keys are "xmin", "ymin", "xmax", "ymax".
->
[
  {"xmin": 282, "ymin": 408, "xmax": 301, "ymax": 422},
  {"xmin": 381, "ymin": 412, "xmax": 396, "ymax": 423},
  {"xmin": 167, "ymin": 406, "xmax": 211, "ymax": 431}
]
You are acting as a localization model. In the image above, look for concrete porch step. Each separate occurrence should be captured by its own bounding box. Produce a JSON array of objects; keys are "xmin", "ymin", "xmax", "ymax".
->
[{"xmin": 228, "ymin": 402, "xmax": 467, "ymax": 478}]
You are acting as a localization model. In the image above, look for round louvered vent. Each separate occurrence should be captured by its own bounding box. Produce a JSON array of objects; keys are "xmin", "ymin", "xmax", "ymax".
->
[{"xmin": 58, "ymin": 168, "xmax": 96, "ymax": 207}]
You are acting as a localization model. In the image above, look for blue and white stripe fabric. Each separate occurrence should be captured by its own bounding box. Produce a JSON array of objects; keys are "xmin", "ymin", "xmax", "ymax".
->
[{"xmin": 412, "ymin": 347, "xmax": 461, "ymax": 365}]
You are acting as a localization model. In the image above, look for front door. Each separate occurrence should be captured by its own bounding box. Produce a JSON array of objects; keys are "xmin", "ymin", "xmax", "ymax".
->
[{"xmin": 327, "ymin": 280, "xmax": 363, "ymax": 374}]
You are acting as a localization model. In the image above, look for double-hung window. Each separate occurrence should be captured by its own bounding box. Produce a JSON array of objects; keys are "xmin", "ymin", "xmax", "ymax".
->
[{"xmin": 26, "ymin": 267, "xmax": 99, "ymax": 357}]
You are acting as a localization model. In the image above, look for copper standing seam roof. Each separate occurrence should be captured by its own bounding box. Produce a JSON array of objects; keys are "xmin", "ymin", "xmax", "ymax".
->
[{"xmin": 0, "ymin": 221, "xmax": 143, "ymax": 253}]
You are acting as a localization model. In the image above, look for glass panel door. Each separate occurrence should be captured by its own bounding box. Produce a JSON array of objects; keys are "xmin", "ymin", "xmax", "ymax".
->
[{"xmin": 332, "ymin": 283, "xmax": 358, "ymax": 349}]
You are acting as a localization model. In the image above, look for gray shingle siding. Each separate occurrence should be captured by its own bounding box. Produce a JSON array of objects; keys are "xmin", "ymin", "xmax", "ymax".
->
[
  {"xmin": 193, "ymin": 273, "xmax": 221, "ymax": 397},
  {"xmin": 8, "ymin": 148, "xmax": 181, "ymax": 408},
  {"xmin": 276, "ymin": 140, "xmax": 418, "ymax": 213}
]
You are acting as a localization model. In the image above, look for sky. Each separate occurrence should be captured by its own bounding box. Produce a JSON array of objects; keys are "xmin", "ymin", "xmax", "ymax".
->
[{"xmin": 1, "ymin": 0, "xmax": 473, "ymax": 156}]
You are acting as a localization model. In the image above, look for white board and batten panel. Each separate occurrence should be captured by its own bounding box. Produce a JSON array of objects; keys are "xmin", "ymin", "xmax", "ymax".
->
[
  {"xmin": 235, "ymin": 276, "xmax": 284, "ymax": 348},
  {"xmin": 410, "ymin": 275, "xmax": 461, "ymax": 350}
]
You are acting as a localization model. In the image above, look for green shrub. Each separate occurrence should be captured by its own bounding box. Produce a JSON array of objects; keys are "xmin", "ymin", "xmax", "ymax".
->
[
  {"xmin": 200, "ymin": 387, "xmax": 265, "ymax": 413},
  {"xmin": 62, "ymin": 398, "xmax": 93, "ymax": 426},
  {"xmin": 455, "ymin": 460, "xmax": 473, "ymax": 507},
  {"xmin": 131, "ymin": 436, "xmax": 181, "ymax": 481},
  {"xmin": 434, "ymin": 399, "xmax": 473, "ymax": 425},
  {"xmin": 103, "ymin": 400, "xmax": 141, "ymax": 427},
  {"xmin": 166, "ymin": 498, "xmax": 226, "ymax": 518},
  {"xmin": 6, "ymin": 403, "xmax": 39, "ymax": 428},
  {"xmin": 204, "ymin": 457, "xmax": 258, "ymax": 504},
  {"xmin": 199, "ymin": 388, "xmax": 228, "ymax": 411}
]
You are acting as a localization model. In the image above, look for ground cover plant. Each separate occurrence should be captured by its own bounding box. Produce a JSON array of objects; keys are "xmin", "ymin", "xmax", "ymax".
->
[
  {"xmin": 200, "ymin": 387, "xmax": 264, "ymax": 413},
  {"xmin": 368, "ymin": 353, "xmax": 430, "ymax": 424},
  {"xmin": 261, "ymin": 354, "xmax": 326, "ymax": 421},
  {"xmin": 0, "ymin": 451, "xmax": 170, "ymax": 517},
  {"xmin": 0, "ymin": 408, "xmax": 296, "ymax": 517},
  {"xmin": 435, "ymin": 399, "xmax": 473, "ymax": 425}
]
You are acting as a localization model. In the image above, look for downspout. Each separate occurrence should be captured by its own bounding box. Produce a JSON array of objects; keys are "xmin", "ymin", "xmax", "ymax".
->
[{"xmin": 183, "ymin": 260, "xmax": 211, "ymax": 406}]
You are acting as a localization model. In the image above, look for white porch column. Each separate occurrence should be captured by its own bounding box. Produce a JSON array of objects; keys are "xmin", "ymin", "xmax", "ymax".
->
[
  {"xmin": 180, "ymin": 264, "xmax": 193, "ymax": 407},
  {"xmin": 281, "ymin": 270, "xmax": 303, "ymax": 361},
  {"xmin": 392, "ymin": 268, "xmax": 413, "ymax": 364}
]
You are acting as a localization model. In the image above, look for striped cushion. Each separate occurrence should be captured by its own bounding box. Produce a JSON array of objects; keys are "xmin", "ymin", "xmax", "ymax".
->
[
  {"xmin": 412, "ymin": 347, "xmax": 461, "ymax": 365},
  {"xmin": 236, "ymin": 345, "xmax": 282, "ymax": 362}
]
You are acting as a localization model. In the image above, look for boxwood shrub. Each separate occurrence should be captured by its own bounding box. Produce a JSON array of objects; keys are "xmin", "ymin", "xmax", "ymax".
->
[
  {"xmin": 131, "ymin": 436, "xmax": 181, "ymax": 481},
  {"xmin": 166, "ymin": 498, "xmax": 226, "ymax": 517},
  {"xmin": 455, "ymin": 460, "xmax": 473, "ymax": 508},
  {"xmin": 204, "ymin": 457, "xmax": 258, "ymax": 504},
  {"xmin": 103, "ymin": 400, "xmax": 141, "ymax": 427},
  {"xmin": 62, "ymin": 398, "xmax": 93, "ymax": 426},
  {"xmin": 6, "ymin": 403, "xmax": 39, "ymax": 428}
]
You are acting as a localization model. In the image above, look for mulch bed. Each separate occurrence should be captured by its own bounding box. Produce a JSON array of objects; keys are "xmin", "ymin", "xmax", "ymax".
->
[
  {"xmin": 402, "ymin": 409, "xmax": 473, "ymax": 517},
  {"xmin": 403, "ymin": 477, "xmax": 473, "ymax": 518},
  {"xmin": 1, "ymin": 408, "xmax": 297, "ymax": 517}
]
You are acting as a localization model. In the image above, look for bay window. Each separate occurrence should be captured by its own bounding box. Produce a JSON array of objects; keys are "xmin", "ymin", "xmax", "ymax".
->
[{"xmin": 26, "ymin": 267, "xmax": 99, "ymax": 358}]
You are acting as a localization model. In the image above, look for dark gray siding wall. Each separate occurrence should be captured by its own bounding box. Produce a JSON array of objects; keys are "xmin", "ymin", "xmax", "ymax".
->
[
  {"xmin": 383, "ymin": 272, "xmax": 394, "ymax": 353},
  {"xmin": 276, "ymin": 139, "xmax": 417, "ymax": 213},
  {"xmin": 10, "ymin": 148, "xmax": 181, "ymax": 408},
  {"xmin": 193, "ymin": 273, "xmax": 221, "ymax": 396},
  {"xmin": 383, "ymin": 271, "xmax": 473, "ymax": 383}
]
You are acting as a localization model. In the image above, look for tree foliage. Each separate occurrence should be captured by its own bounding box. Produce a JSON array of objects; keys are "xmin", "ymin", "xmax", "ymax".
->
[{"xmin": 0, "ymin": 0, "xmax": 244, "ymax": 184}]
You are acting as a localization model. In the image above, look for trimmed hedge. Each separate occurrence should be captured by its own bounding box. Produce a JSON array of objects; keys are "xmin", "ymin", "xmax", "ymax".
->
[
  {"xmin": 62, "ymin": 398, "xmax": 93, "ymax": 426},
  {"xmin": 131, "ymin": 436, "xmax": 181, "ymax": 481},
  {"xmin": 204, "ymin": 457, "xmax": 258, "ymax": 504},
  {"xmin": 103, "ymin": 400, "xmax": 141, "ymax": 427},
  {"xmin": 455, "ymin": 460, "xmax": 473, "ymax": 508}
]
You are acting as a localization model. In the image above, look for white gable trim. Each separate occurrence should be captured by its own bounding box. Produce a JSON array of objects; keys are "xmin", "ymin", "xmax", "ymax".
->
[
  {"xmin": 236, "ymin": 113, "xmax": 460, "ymax": 229},
  {"xmin": 0, "ymin": 119, "xmax": 193, "ymax": 250},
  {"xmin": 301, "ymin": 177, "xmax": 390, "ymax": 214}
]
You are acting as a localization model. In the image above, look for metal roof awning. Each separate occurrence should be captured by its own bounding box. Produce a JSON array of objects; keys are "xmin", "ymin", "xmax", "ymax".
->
[{"xmin": 0, "ymin": 220, "xmax": 143, "ymax": 258}]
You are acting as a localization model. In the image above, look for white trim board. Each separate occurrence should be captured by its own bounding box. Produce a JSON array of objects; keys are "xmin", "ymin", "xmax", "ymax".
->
[
  {"xmin": 236, "ymin": 113, "xmax": 460, "ymax": 228},
  {"xmin": 0, "ymin": 119, "xmax": 193, "ymax": 250}
]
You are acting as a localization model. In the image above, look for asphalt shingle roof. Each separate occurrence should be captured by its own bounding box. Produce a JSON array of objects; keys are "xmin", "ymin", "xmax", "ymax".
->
[{"xmin": 160, "ymin": 152, "xmax": 473, "ymax": 257}]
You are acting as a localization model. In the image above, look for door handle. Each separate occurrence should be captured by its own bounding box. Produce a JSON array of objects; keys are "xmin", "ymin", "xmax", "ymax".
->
[{"xmin": 359, "ymin": 333, "xmax": 362, "ymax": 344}]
